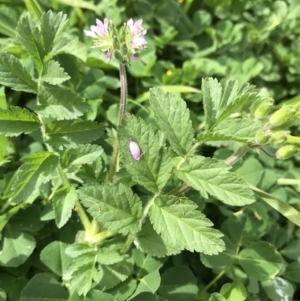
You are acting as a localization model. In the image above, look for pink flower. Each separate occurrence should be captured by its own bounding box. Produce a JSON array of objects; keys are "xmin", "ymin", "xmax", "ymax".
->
[
  {"xmin": 84, "ymin": 18, "xmax": 112, "ymax": 58},
  {"xmin": 129, "ymin": 139, "xmax": 141, "ymax": 161},
  {"xmin": 127, "ymin": 18, "xmax": 147, "ymax": 50}
]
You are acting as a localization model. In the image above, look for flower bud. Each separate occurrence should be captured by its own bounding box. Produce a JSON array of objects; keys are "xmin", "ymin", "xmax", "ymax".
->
[
  {"xmin": 270, "ymin": 131, "xmax": 289, "ymax": 148},
  {"xmin": 276, "ymin": 144, "xmax": 299, "ymax": 160},
  {"xmin": 251, "ymin": 98, "xmax": 273, "ymax": 116},
  {"xmin": 254, "ymin": 99, "xmax": 273, "ymax": 119},
  {"xmin": 255, "ymin": 130, "xmax": 269, "ymax": 145},
  {"xmin": 268, "ymin": 105, "xmax": 296, "ymax": 129},
  {"xmin": 129, "ymin": 139, "xmax": 141, "ymax": 161}
]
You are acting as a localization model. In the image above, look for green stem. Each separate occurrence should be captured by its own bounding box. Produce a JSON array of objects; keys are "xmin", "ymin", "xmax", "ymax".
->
[
  {"xmin": 197, "ymin": 260, "xmax": 235, "ymax": 298},
  {"xmin": 107, "ymin": 63, "xmax": 128, "ymax": 182},
  {"xmin": 225, "ymin": 144, "xmax": 250, "ymax": 165},
  {"xmin": 287, "ymin": 135, "xmax": 300, "ymax": 145}
]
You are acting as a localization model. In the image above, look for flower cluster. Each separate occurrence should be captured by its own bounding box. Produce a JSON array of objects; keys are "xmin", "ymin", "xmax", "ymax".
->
[{"xmin": 84, "ymin": 17, "xmax": 147, "ymax": 64}]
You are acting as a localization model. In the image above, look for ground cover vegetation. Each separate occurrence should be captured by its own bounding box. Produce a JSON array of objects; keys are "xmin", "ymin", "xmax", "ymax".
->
[{"xmin": 0, "ymin": 0, "xmax": 300, "ymax": 300}]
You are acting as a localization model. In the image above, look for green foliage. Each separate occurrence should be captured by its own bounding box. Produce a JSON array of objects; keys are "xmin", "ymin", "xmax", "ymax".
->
[
  {"xmin": 8, "ymin": 151, "xmax": 59, "ymax": 203},
  {"xmin": 0, "ymin": 52, "xmax": 38, "ymax": 93},
  {"xmin": 119, "ymin": 116, "xmax": 172, "ymax": 193},
  {"xmin": 149, "ymin": 88, "xmax": 194, "ymax": 156},
  {"xmin": 78, "ymin": 183, "xmax": 143, "ymax": 235},
  {"xmin": 176, "ymin": 156, "xmax": 255, "ymax": 206},
  {"xmin": 149, "ymin": 195, "xmax": 224, "ymax": 254},
  {"xmin": 0, "ymin": 106, "xmax": 40, "ymax": 136},
  {"xmin": 0, "ymin": 2, "xmax": 300, "ymax": 301}
]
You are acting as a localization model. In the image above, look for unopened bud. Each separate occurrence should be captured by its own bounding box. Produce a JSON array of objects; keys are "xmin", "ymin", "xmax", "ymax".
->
[
  {"xmin": 120, "ymin": 42, "xmax": 128, "ymax": 55},
  {"xmin": 255, "ymin": 130, "xmax": 269, "ymax": 145},
  {"xmin": 269, "ymin": 105, "xmax": 296, "ymax": 129},
  {"xmin": 129, "ymin": 139, "xmax": 141, "ymax": 161},
  {"xmin": 251, "ymin": 98, "xmax": 273, "ymax": 116},
  {"xmin": 113, "ymin": 36, "xmax": 120, "ymax": 50},
  {"xmin": 254, "ymin": 99, "xmax": 273, "ymax": 119},
  {"xmin": 276, "ymin": 144, "xmax": 299, "ymax": 160},
  {"xmin": 270, "ymin": 131, "xmax": 289, "ymax": 148}
]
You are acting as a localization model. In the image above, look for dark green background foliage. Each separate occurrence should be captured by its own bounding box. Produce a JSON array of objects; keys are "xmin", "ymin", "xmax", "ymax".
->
[{"xmin": 0, "ymin": 0, "xmax": 300, "ymax": 301}]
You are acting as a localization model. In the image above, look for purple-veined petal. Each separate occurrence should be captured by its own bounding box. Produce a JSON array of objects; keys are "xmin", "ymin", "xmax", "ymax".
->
[{"xmin": 129, "ymin": 139, "xmax": 141, "ymax": 161}]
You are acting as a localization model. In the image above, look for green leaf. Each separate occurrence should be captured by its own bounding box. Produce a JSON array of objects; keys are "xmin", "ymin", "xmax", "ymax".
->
[
  {"xmin": 227, "ymin": 208, "xmax": 267, "ymax": 246},
  {"xmin": 238, "ymin": 241, "xmax": 282, "ymax": 281},
  {"xmin": 64, "ymin": 244, "xmax": 99, "ymax": 296},
  {"xmin": 16, "ymin": 13, "xmax": 44, "ymax": 70},
  {"xmin": 149, "ymin": 88, "xmax": 194, "ymax": 156},
  {"xmin": 201, "ymin": 78, "xmax": 262, "ymax": 130},
  {"xmin": 250, "ymin": 185, "xmax": 300, "ymax": 227},
  {"xmin": 198, "ymin": 118, "xmax": 262, "ymax": 143},
  {"xmin": 41, "ymin": 60, "xmax": 70, "ymax": 85},
  {"xmin": 129, "ymin": 270, "xmax": 161, "ymax": 300},
  {"xmin": 35, "ymin": 85, "xmax": 90, "ymax": 120},
  {"xmin": 0, "ymin": 107, "xmax": 40, "ymax": 137},
  {"xmin": 97, "ymin": 248, "xmax": 124, "ymax": 265},
  {"xmin": 216, "ymin": 82, "xmax": 260, "ymax": 125},
  {"xmin": 9, "ymin": 151, "xmax": 59, "ymax": 203},
  {"xmin": 78, "ymin": 183, "xmax": 143, "ymax": 235},
  {"xmin": 220, "ymin": 280, "xmax": 247, "ymax": 301},
  {"xmin": 283, "ymin": 262, "xmax": 300, "ymax": 283},
  {"xmin": 0, "ymin": 7, "xmax": 18, "ymax": 38},
  {"xmin": 46, "ymin": 120, "xmax": 104, "ymax": 148},
  {"xmin": 201, "ymin": 236, "xmax": 236, "ymax": 269},
  {"xmin": 53, "ymin": 186, "xmax": 77, "ymax": 228},
  {"xmin": 135, "ymin": 222, "xmax": 182, "ymax": 257},
  {"xmin": 235, "ymin": 158, "xmax": 264, "ymax": 186},
  {"xmin": 11, "ymin": 204, "xmax": 45, "ymax": 232},
  {"xmin": 41, "ymin": 10, "xmax": 68, "ymax": 57},
  {"xmin": 201, "ymin": 77, "xmax": 221, "ymax": 130},
  {"xmin": 149, "ymin": 195, "xmax": 225, "ymax": 255},
  {"xmin": 0, "ymin": 52, "xmax": 38, "ymax": 93},
  {"xmin": 20, "ymin": 273, "xmax": 69, "ymax": 301},
  {"xmin": 0, "ymin": 224, "xmax": 36, "ymax": 267},
  {"xmin": 208, "ymin": 293, "xmax": 227, "ymax": 301},
  {"xmin": 176, "ymin": 156, "xmax": 255, "ymax": 206},
  {"xmin": 281, "ymin": 238, "xmax": 300, "ymax": 260},
  {"xmin": 261, "ymin": 277, "xmax": 294, "ymax": 301},
  {"xmin": 119, "ymin": 116, "xmax": 173, "ymax": 193},
  {"xmin": 98, "ymin": 258, "xmax": 134, "ymax": 290},
  {"xmin": 157, "ymin": 266, "xmax": 198, "ymax": 301},
  {"xmin": 61, "ymin": 144, "xmax": 103, "ymax": 168},
  {"xmin": 69, "ymin": 290, "xmax": 114, "ymax": 301},
  {"xmin": 132, "ymin": 249, "xmax": 165, "ymax": 278},
  {"xmin": 40, "ymin": 241, "xmax": 72, "ymax": 276},
  {"xmin": 107, "ymin": 279, "xmax": 137, "ymax": 301},
  {"xmin": 77, "ymin": 69, "xmax": 106, "ymax": 100}
]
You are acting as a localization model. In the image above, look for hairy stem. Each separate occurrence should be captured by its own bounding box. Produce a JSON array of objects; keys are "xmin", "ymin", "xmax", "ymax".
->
[
  {"xmin": 107, "ymin": 63, "xmax": 128, "ymax": 182},
  {"xmin": 225, "ymin": 144, "xmax": 250, "ymax": 165}
]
